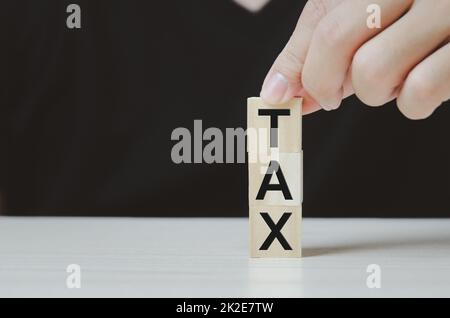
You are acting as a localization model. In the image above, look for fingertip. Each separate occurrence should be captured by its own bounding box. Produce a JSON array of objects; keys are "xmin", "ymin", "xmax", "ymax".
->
[{"xmin": 260, "ymin": 72, "xmax": 289, "ymax": 105}]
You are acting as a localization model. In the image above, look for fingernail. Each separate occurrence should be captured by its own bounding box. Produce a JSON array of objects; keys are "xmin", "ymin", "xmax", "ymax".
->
[
  {"xmin": 260, "ymin": 72, "xmax": 289, "ymax": 104},
  {"xmin": 322, "ymin": 104, "xmax": 338, "ymax": 111},
  {"xmin": 321, "ymin": 97, "xmax": 342, "ymax": 111}
]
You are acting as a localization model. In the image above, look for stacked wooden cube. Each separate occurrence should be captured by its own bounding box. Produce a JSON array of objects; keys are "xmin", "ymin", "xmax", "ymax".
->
[{"xmin": 247, "ymin": 97, "xmax": 302, "ymax": 258}]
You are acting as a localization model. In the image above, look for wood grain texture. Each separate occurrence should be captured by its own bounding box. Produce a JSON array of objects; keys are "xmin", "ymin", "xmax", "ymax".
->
[{"xmin": 1, "ymin": 218, "xmax": 450, "ymax": 297}]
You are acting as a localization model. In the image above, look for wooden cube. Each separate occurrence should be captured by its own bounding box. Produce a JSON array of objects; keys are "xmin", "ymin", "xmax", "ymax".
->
[
  {"xmin": 248, "ymin": 152, "xmax": 302, "ymax": 207},
  {"xmin": 247, "ymin": 97, "xmax": 302, "ymax": 155},
  {"xmin": 249, "ymin": 205, "xmax": 302, "ymax": 258}
]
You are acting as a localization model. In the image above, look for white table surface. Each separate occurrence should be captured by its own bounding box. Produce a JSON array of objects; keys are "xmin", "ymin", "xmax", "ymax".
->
[{"xmin": 1, "ymin": 217, "xmax": 449, "ymax": 298}]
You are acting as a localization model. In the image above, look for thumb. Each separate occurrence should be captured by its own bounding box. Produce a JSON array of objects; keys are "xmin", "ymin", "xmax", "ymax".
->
[{"xmin": 260, "ymin": 0, "xmax": 342, "ymax": 105}]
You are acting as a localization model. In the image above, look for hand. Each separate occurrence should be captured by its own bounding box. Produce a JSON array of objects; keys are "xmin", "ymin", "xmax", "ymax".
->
[{"xmin": 260, "ymin": 0, "xmax": 450, "ymax": 119}]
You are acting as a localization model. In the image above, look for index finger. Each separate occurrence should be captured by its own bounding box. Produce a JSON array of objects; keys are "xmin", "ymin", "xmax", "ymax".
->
[{"xmin": 260, "ymin": 0, "xmax": 344, "ymax": 108}]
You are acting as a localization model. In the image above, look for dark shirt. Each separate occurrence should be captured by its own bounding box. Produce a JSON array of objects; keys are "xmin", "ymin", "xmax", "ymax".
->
[{"xmin": 2, "ymin": 0, "xmax": 449, "ymax": 217}]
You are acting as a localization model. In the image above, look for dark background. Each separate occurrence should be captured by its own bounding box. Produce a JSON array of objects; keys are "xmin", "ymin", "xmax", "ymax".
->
[{"xmin": 1, "ymin": 0, "xmax": 449, "ymax": 217}]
